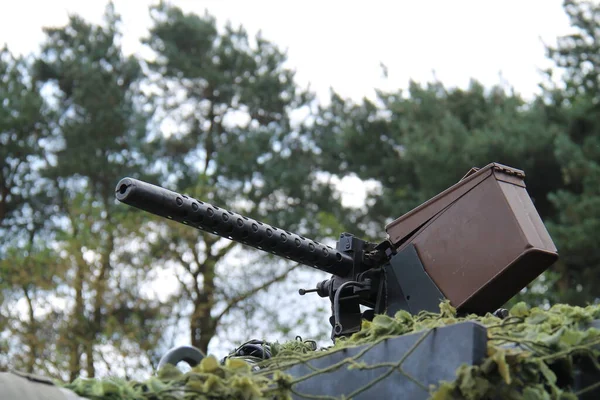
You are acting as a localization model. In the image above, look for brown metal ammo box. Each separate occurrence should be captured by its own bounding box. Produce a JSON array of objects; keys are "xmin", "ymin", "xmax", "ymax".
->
[{"xmin": 385, "ymin": 163, "xmax": 558, "ymax": 314}]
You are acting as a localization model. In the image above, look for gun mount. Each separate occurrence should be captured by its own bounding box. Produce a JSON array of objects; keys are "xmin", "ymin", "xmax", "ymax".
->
[{"xmin": 115, "ymin": 163, "xmax": 559, "ymax": 341}]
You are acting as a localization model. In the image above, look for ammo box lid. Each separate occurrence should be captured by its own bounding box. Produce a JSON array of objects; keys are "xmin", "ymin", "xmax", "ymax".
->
[{"xmin": 385, "ymin": 163, "xmax": 526, "ymax": 246}]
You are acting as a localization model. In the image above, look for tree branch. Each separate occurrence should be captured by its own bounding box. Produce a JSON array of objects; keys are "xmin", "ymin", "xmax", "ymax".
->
[
  {"xmin": 173, "ymin": 256, "xmax": 194, "ymax": 301},
  {"xmin": 173, "ymin": 246, "xmax": 197, "ymax": 279},
  {"xmin": 214, "ymin": 240, "xmax": 237, "ymax": 260},
  {"xmin": 93, "ymin": 228, "xmax": 113, "ymax": 328},
  {"xmin": 213, "ymin": 264, "xmax": 298, "ymax": 324},
  {"xmin": 22, "ymin": 285, "xmax": 37, "ymax": 373},
  {"xmin": 190, "ymin": 238, "xmax": 204, "ymax": 277}
]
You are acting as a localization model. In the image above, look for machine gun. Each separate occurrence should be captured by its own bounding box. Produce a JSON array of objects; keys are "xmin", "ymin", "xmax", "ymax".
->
[{"xmin": 115, "ymin": 163, "xmax": 558, "ymax": 341}]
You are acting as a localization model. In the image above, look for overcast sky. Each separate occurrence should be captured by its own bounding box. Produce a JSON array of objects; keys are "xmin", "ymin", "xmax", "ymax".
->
[{"xmin": 1, "ymin": 0, "xmax": 573, "ymax": 103}]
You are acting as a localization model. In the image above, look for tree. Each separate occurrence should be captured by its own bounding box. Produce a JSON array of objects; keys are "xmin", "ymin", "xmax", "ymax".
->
[
  {"xmin": 310, "ymin": 81, "xmax": 563, "ymax": 236},
  {"xmin": 0, "ymin": 45, "xmax": 58, "ymax": 374},
  {"xmin": 26, "ymin": 3, "xmax": 171, "ymax": 380},
  {"xmin": 309, "ymin": 72, "xmax": 594, "ymax": 309},
  {"xmin": 541, "ymin": 0, "xmax": 600, "ymax": 305},
  {"xmin": 140, "ymin": 3, "xmax": 345, "ymax": 354},
  {"xmin": 307, "ymin": 0, "xmax": 600, "ymax": 308}
]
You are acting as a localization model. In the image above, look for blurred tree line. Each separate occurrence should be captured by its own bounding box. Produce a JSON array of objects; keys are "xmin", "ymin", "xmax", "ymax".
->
[{"xmin": 1, "ymin": 0, "xmax": 599, "ymax": 381}]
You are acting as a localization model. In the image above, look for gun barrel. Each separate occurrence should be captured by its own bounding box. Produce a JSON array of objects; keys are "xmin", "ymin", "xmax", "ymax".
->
[{"xmin": 115, "ymin": 177, "xmax": 353, "ymax": 276}]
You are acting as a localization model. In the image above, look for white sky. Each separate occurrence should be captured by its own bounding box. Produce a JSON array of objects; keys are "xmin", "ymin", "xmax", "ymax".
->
[{"xmin": 0, "ymin": 0, "xmax": 573, "ymax": 102}]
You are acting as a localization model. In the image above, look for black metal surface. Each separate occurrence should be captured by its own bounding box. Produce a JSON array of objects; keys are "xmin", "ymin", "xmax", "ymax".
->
[
  {"xmin": 572, "ymin": 319, "xmax": 600, "ymax": 399},
  {"xmin": 283, "ymin": 321, "xmax": 487, "ymax": 400},
  {"xmin": 115, "ymin": 177, "xmax": 352, "ymax": 276},
  {"xmin": 573, "ymin": 362, "xmax": 600, "ymax": 400},
  {"xmin": 498, "ymin": 319, "xmax": 600, "ymax": 399},
  {"xmin": 386, "ymin": 244, "xmax": 446, "ymax": 315}
]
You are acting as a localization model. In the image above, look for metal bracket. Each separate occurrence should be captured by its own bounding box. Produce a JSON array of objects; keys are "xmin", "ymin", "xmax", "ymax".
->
[{"xmin": 385, "ymin": 244, "xmax": 446, "ymax": 315}]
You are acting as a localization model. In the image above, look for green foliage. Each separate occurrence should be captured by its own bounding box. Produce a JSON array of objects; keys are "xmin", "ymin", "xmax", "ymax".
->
[
  {"xmin": 306, "ymin": 0, "xmax": 600, "ymax": 307},
  {"xmin": 63, "ymin": 359, "xmax": 292, "ymax": 400},
  {"xmin": 0, "ymin": 3, "xmax": 170, "ymax": 380},
  {"xmin": 540, "ymin": 0, "xmax": 600, "ymax": 305},
  {"xmin": 143, "ymin": 1, "xmax": 326, "ymax": 227},
  {"xmin": 311, "ymin": 81, "xmax": 563, "ymax": 235},
  {"xmin": 546, "ymin": 0, "xmax": 600, "ymax": 100},
  {"xmin": 139, "ymin": 1, "xmax": 348, "ymax": 355},
  {"xmin": 6, "ymin": 0, "xmax": 600, "ymax": 385},
  {"xmin": 33, "ymin": 2, "xmax": 150, "ymax": 194},
  {"xmin": 2, "ymin": 1, "xmax": 342, "ymax": 380},
  {"xmin": 0, "ymin": 46, "xmax": 50, "ymax": 228},
  {"xmin": 58, "ymin": 301, "xmax": 600, "ymax": 399},
  {"xmin": 429, "ymin": 301, "xmax": 600, "ymax": 399},
  {"xmin": 0, "ymin": 42, "xmax": 61, "ymax": 375}
]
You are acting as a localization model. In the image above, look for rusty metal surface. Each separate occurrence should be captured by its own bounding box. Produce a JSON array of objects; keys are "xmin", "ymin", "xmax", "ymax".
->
[{"xmin": 385, "ymin": 163, "xmax": 558, "ymax": 314}]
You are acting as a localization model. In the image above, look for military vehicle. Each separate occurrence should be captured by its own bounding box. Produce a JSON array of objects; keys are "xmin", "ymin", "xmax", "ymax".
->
[
  {"xmin": 111, "ymin": 162, "xmax": 576, "ymax": 399},
  {"xmin": 5, "ymin": 163, "xmax": 600, "ymax": 399}
]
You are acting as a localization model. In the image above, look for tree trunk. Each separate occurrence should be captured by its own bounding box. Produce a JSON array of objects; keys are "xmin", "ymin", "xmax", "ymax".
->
[
  {"xmin": 69, "ymin": 342, "xmax": 80, "ymax": 383},
  {"xmin": 85, "ymin": 229, "xmax": 113, "ymax": 378},
  {"xmin": 556, "ymin": 261, "xmax": 571, "ymax": 298},
  {"xmin": 190, "ymin": 303, "xmax": 216, "ymax": 354},
  {"xmin": 23, "ymin": 287, "xmax": 36, "ymax": 374},
  {"xmin": 85, "ymin": 341, "xmax": 95, "ymax": 378},
  {"xmin": 190, "ymin": 256, "xmax": 217, "ymax": 354},
  {"xmin": 69, "ymin": 262, "xmax": 85, "ymax": 382},
  {"xmin": 0, "ymin": 179, "xmax": 8, "ymax": 223}
]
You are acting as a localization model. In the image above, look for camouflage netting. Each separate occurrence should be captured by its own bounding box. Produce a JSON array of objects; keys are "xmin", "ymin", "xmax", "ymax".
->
[{"xmin": 62, "ymin": 302, "xmax": 600, "ymax": 399}]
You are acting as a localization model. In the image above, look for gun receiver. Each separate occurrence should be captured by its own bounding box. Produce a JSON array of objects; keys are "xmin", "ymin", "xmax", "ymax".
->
[{"xmin": 116, "ymin": 163, "xmax": 559, "ymax": 341}]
